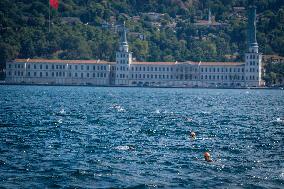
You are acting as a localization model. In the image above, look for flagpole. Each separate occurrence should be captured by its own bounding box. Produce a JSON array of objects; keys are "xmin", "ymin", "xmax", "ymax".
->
[{"xmin": 49, "ymin": 2, "xmax": 51, "ymax": 33}]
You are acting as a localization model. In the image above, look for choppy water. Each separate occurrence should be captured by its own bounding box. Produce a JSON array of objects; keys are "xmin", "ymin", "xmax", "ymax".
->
[{"xmin": 0, "ymin": 85, "xmax": 283, "ymax": 188}]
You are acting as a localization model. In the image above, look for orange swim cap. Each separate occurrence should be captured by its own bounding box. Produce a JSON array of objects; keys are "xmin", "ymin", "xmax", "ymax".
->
[
  {"xmin": 204, "ymin": 152, "xmax": 212, "ymax": 162},
  {"xmin": 204, "ymin": 152, "xmax": 210, "ymax": 157}
]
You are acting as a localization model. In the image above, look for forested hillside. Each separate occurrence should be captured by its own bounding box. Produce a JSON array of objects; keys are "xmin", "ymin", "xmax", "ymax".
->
[{"xmin": 1, "ymin": 0, "xmax": 284, "ymax": 70}]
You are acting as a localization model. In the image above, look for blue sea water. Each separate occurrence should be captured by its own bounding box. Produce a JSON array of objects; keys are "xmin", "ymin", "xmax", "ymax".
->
[{"xmin": 0, "ymin": 85, "xmax": 283, "ymax": 188}]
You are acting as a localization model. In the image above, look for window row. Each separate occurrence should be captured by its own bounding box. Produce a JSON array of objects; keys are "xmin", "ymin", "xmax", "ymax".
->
[
  {"xmin": 129, "ymin": 74, "xmax": 174, "ymax": 80},
  {"xmin": 247, "ymin": 54, "xmax": 259, "ymax": 60},
  {"xmin": 201, "ymin": 67, "xmax": 244, "ymax": 73},
  {"xmin": 130, "ymin": 66, "xmax": 173, "ymax": 72},
  {"xmin": 22, "ymin": 64, "xmax": 108, "ymax": 71},
  {"xmin": 117, "ymin": 60, "xmax": 129, "ymax": 64},
  {"xmin": 247, "ymin": 61, "xmax": 259, "ymax": 66},
  {"xmin": 9, "ymin": 71, "xmax": 107, "ymax": 78},
  {"xmin": 118, "ymin": 74, "xmax": 198, "ymax": 80},
  {"xmin": 9, "ymin": 64, "xmax": 24, "ymax": 69},
  {"xmin": 201, "ymin": 75, "xmax": 244, "ymax": 80},
  {"xmin": 176, "ymin": 67, "xmax": 198, "ymax": 72},
  {"xmin": 246, "ymin": 75, "xmax": 258, "ymax": 80},
  {"xmin": 8, "ymin": 71, "xmax": 24, "ymax": 76},
  {"xmin": 116, "ymin": 53, "xmax": 129, "ymax": 58}
]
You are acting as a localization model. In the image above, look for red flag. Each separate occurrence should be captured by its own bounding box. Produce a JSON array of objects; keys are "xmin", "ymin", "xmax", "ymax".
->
[{"xmin": 50, "ymin": 0, "xmax": 59, "ymax": 9}]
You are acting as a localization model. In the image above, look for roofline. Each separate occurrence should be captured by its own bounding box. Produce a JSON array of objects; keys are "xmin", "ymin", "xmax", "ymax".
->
[
  {"xmin": 132, "ymin": 61, "xmax": 244, "ymax": 66},
  {"xmin": 13, "ymin": 59, "xmax": 114, "ymax": 64},
  {"xmin": 11, "ymin": 59, "xmax": 244, "ymax": 66}
]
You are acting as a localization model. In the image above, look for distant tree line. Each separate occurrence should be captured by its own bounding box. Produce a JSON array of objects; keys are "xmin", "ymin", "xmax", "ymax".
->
[{"xmin": 0, "ymin": 0, "xmax": 284, "ymax": 81}]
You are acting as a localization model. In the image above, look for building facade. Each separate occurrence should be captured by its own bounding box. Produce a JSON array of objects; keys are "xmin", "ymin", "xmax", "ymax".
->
[{"xmin": 5, "ymin": 7, "xmax": 264, "ymax": 88}]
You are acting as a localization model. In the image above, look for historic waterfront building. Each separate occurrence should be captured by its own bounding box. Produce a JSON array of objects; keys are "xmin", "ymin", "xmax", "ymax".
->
[{"xmin": 5, "ymin": 7, "xmax": 264, "ymax": 88}]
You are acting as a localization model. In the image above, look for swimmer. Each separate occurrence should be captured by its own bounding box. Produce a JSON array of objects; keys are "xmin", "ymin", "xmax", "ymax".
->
[
  {"xmin": 190, "ymin": 131, "xmax": 196, "ymax": 139},
  {"xmin": 204, "ymin": 152, "xmax": 213, "ymax": 162}
]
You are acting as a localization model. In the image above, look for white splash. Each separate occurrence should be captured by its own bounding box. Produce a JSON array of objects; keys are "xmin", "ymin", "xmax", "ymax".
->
[
  {"xmin": 58, "ymin": 119, "xmax": 63, "ymax": 124},
  {"xmin": 280, "ymin": 172, "xmax": 284, "ymax": 180},
  {"xmin": 155, "ymin": 109, "xmax": 160, "ymax": 114},
  {"xmin": 113, "ymin": 104, "xmax": 125, "ymax": 112},
  {"xmin": 276, "ymin": 118, "xmax": 283, "ymax": 123},
  {"xmin": 114, "ymin": 145, "xmax": 134, "ymax": 151},
  {"xmin": 59, "ymin": 109, "xmax": 66, "ymax": 114}
]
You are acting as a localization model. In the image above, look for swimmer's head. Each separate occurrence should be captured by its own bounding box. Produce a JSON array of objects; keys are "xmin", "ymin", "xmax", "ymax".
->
[
  {"xmin": 190, "ymin": 131, "xmax": 196, "ymax": 139},
  {"xmin": 204, "ymin": 152, "xmax": 212, "ymax": 162}
]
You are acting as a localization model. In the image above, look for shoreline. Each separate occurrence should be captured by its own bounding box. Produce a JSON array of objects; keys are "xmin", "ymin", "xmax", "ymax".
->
[{"xmin": 0, "ymin": 82, "xmax": 283, "ymax": 90}]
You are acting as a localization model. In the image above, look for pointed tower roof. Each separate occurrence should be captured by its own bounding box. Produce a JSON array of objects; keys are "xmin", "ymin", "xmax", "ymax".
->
[
  {"xmin": 247, "ymin": 6, "xmax": 258, "ymax": 49},
  {"xmin": 121, "ymin": 21, "xmax": 128, "ymax": 45}
]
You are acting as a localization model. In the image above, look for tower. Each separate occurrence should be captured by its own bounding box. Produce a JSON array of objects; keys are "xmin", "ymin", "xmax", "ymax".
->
[
  {"xmin": 115, "ymin": 22, "xmax": 132, "ymax": 85},
  {"xmin": 245, "ymin": 6, "xmax": 262, "ymax": 87},
  {"xmin": 208, "ymin": 8, "xmax": 212, "ymax": 25}
]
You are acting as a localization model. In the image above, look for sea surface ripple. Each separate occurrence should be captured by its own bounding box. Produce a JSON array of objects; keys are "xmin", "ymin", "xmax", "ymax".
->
[{"xmin": 0, "ymin": 86, "xmax": 283, "ymax": 188}]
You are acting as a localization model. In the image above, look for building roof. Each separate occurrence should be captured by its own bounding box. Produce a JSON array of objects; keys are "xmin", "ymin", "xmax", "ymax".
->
[
  {"xmin": 262, "ymin": 55, "xmax": 284, "ymax": 62},
  {"xmin": 194, "ymin": 20, "xmax": 224, "ymax": 26},
  {"xmin": 132, "ymin": 61, "xmax": 177, "ymax": 65},
  {"xmin": 14, "ymin": 59, "xmax": 244, "ymax": 66},
  {"xmin": 198, "ymin": 62, "xmax": 244, "ymax": 66},
  {"xmin": 15, "ymin": 59, "xmax": 114, "ymax": 64},
  {"xmin": 132, "ymin": 61, "xmax": 244, "ymax": 66}
]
